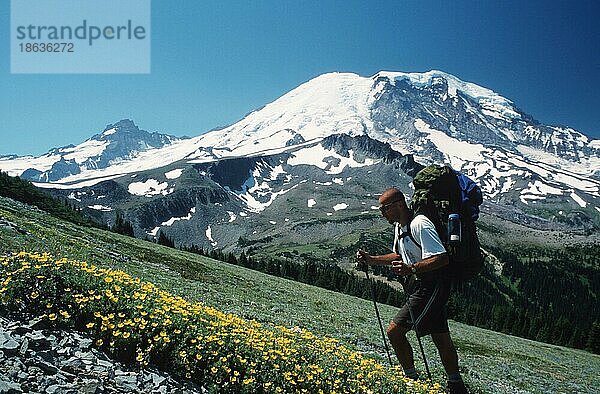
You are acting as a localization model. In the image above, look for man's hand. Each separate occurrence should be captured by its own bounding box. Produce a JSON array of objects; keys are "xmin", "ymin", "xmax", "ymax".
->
[
  {"xmin": 355, "ymin": 249, "xmax": 371, "ymax": 272},
  {"xmin": 391, "ymin": 260, "xmax": 413, "ymax": 276}
]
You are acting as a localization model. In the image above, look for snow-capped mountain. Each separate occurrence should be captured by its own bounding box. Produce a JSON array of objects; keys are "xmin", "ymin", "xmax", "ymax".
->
[
  {"xmin": 187, "ymin": 70, "xmax": 599, "ymax": 208},
  {"xmin": 1, "ymin": 119, "xmax": 186, "ymax": 183},
  {"xmin": 1, "ymin": 71, "xmax": 599, "ymax": 248}
]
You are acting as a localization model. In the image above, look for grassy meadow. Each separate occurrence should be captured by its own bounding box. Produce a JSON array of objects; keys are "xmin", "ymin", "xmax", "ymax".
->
[{"xmin": 1, "ymin": 196, "xmax": 599, "ymax": 393}]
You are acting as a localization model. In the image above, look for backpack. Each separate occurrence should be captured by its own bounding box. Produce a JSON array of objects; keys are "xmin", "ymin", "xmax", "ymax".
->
[{"xmin": 409, "ymin": 165, "xmax": 485, "ymax": 281}]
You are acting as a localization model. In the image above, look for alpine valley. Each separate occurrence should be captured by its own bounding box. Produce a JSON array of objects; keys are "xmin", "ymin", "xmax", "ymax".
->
[{"xmin": 1, "ymin": 70, "xmax": 598, "ymax": 255}]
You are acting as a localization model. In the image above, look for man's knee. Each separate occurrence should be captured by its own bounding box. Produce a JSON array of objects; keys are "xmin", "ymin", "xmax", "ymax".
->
[{"xmin": 387, "ymin": 321, "xmax": 409, "ymax": 340}]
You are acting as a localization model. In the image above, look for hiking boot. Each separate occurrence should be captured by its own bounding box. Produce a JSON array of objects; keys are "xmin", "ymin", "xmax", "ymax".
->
[{"xmin": 446, "ymin": 380, "xmax": 468, "ymax": 394}]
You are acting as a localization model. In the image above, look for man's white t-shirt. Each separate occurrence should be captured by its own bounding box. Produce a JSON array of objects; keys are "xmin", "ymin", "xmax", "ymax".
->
[{"xmin": 393, "ymin": 214, "xmax": 446, "ymax": 265}]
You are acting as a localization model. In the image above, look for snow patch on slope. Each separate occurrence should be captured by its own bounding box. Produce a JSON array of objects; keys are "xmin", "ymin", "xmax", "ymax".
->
[
  {"xmin": 333, "ymin": 203, "xmax": 348, "ymax": 211},
  {"xmin": 522, "ymin": 181, "xmax": 563, "ymax": 197},
  {"xmin": 87, "ymin": 204, "xmax": 113, "ymax": 212},
  {"xmin": 128, "ymin": 179, "xmax": 172, "ymax": 197},
  {"xmin": 59, "ymin": 140, "xmax": 109, "ymax": 164},
  {"xmin": 161, "ymin": 207, "xmax": 196, "ymax": 226},
  {"xmin": 165, "ymin": 168, "xmax": 183, "ymax": 179},
  {"xmin": 269, "ymin": 164, "xmax": 286, "ymax": 180},
  {"xmin": 414, "ymin": 119, "xmax": 487, "ymax": 164},
  {"xmin": 570, "ymin": 192, "xmax": 587, "ymax": 208},
  {"xmin": 102, "ymin": 128, "xmax": 117, "ymax": 136},
  {"xmin": 234, "ymin": 167, "xmax": 300, "ymax": 212},
  {"xmin": 288, "ymin": 145, "xmax": 379, "ymax": 174},
  {"xmin": 206, "ymin": 225, "xmax": 217, "ymax": 247},
  {"xmin": 34, "ymin": 174, "xmax": 125, "ymax": 189}
]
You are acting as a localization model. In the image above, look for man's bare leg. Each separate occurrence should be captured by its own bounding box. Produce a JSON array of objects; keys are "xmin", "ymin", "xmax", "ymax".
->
[
  {"xmin": 431, "ymin": 332, "xmax": 459, "ymax": 374},
  {"xmin": 387, "ymin": 321, "xmax": 416, "ymax": 375},
  {"xmin": 431, "ymin": 332, "xmax": 468, "ymax": 393}
]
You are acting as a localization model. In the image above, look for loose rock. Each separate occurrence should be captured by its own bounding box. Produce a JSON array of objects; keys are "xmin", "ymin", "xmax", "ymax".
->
[{"xmin": 0, "ymin": 315, "xmax": 204, "ymax": 393}]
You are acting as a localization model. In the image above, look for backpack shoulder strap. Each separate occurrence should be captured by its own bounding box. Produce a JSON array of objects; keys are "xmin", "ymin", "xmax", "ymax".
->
[{"xmin": 398, "ymin": 221, "xmax": 421, "ymax": 249}]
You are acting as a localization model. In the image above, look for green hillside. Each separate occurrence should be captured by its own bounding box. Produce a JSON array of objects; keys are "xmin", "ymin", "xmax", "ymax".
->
[{"xmin": 1, "ymin": 195, "xmax": 599, "ymax": 393}]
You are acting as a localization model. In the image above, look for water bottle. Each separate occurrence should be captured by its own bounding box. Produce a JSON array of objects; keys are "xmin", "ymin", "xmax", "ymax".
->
[{"xmin": 448, "ymin": 213, "xmax": 461, "ymax": 246}]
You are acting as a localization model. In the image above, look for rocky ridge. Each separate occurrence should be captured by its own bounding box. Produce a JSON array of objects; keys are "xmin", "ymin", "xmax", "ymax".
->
[{"xmin": 0, "ymin": 316, "xmax": 204, "ymax": 394}]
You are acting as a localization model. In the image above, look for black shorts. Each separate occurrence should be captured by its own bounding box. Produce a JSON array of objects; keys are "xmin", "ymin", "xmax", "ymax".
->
[{"xmin": 393, "ymin": 279, "xmax": 451, "ymax": 337}]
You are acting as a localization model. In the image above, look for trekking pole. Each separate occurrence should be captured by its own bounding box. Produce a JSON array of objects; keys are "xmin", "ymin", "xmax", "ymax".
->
[
  {"xmin": 401, "ymin": 276, "xmax": 432, "ymax": 381},
  {"xmin": 364, "ymin": 268, "xmax": 394, "ymax": 366}
]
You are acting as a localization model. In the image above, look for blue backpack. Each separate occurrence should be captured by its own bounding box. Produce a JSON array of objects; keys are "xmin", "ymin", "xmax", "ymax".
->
[{"xmin": 455, "ymin": 170, "xmax": 483, "ymax": 221}]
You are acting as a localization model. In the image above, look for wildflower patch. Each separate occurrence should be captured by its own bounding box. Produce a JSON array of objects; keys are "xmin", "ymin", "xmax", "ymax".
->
[{"xmin": 0, "ymin": 252, "xmax": 441, "ymax": 393}]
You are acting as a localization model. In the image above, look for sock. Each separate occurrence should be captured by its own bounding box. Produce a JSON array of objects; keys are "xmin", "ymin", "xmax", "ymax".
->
[
  {"xmin": 403, "ymin": 368, "xmax": 419, "ymax": 380},
  {"xmin": 447, "ymin": 373, "xmax": 463, "ymax": 383}
]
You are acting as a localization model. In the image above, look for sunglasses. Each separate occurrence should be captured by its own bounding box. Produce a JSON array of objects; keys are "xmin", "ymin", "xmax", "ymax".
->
[{"xmin": 379, "ymin": 199, "xmax": 403, "ymax": 212}]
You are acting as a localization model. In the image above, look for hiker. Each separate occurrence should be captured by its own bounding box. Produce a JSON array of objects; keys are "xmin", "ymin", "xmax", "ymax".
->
[{"xmin": 356, "ymin": 187, "xmax": 468, "ymax": 394}]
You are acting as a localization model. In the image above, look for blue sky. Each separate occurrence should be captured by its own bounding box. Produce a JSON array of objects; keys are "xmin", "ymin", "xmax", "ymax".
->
[{"xmin": 1, "ymin": 0, "xmax": 599, "ymax": 156}]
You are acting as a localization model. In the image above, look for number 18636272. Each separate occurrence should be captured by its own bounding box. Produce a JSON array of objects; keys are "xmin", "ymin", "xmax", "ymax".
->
[{"xmin": 19, "ymin": 42, "xmax": 74, "ymax": 52}]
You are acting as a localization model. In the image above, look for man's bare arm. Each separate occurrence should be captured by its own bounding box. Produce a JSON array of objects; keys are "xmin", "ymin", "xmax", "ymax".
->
[
  {"xmin": 413, "ymin": 253, "xmax": 449, "ymax": 273},
  {"xmin": 391, "ymin": 253, "xmax": 449, "ymax": 276},
  {"xmin": 356, "ymin": 250, "xmax": 400, "ymax": 266}
]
